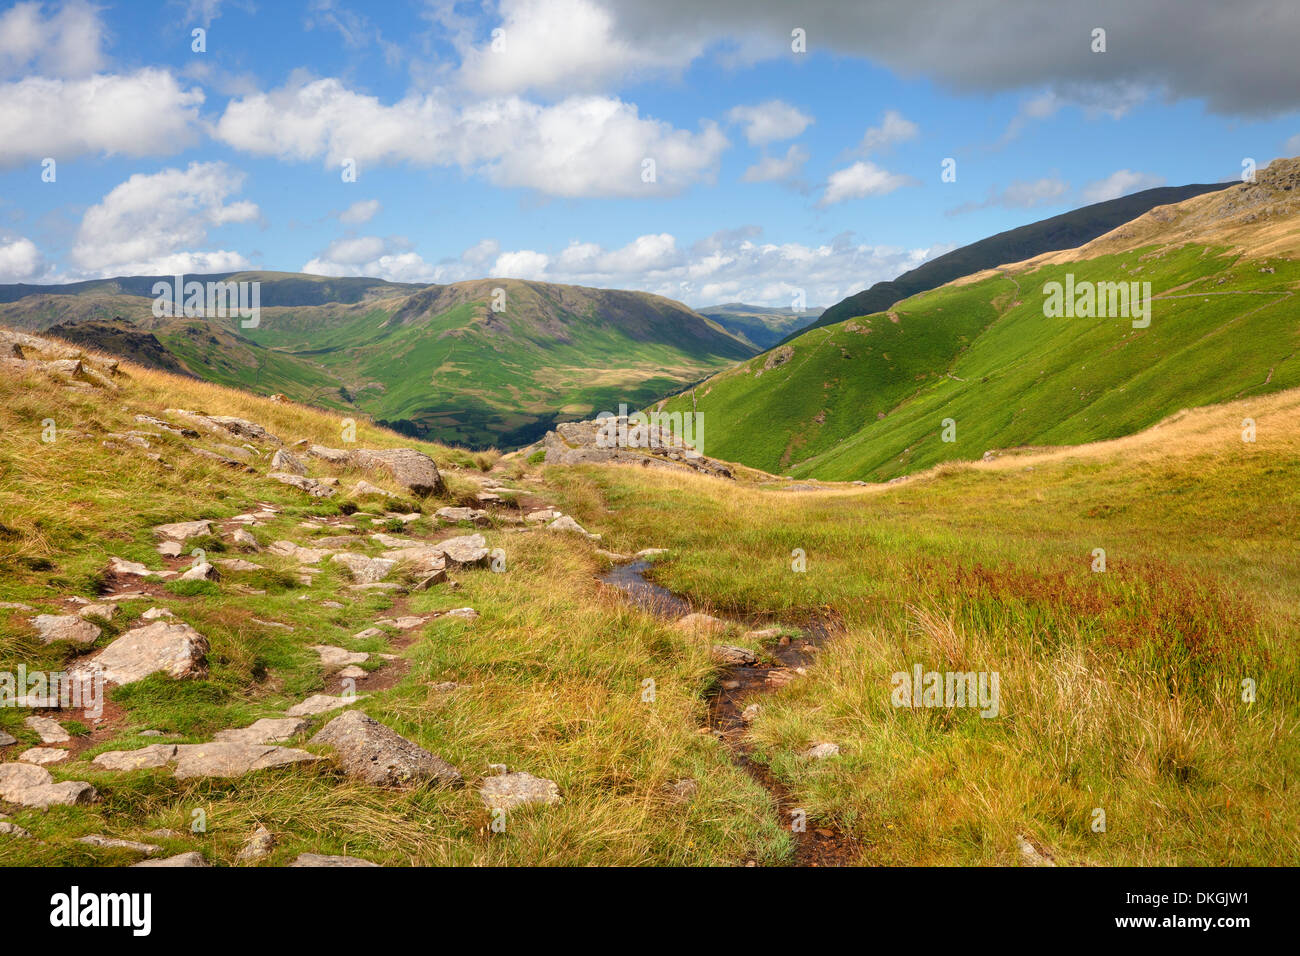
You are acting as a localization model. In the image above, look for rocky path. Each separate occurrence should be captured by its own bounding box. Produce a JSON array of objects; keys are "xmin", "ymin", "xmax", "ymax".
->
[{"xmin": 600, "ymin": 559, "xmax": 859, "ymax": 866}]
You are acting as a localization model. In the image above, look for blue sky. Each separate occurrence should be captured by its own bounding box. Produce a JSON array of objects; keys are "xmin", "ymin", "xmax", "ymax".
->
[{"xmin": 2, "ymin": 0, "xmax": 1298, "ymax": 307}]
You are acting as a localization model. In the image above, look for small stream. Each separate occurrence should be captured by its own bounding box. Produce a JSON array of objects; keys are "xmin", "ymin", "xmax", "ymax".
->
[{"xmin": 600, "ymin": 558, "xmax": 858, "ymax": 866}]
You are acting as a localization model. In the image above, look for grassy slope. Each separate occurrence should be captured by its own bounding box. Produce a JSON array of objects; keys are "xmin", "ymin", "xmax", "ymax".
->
[
  {"xmin": 0, "ymin": 347, "xmax": 782, "ymax": 865},
  {"xmin": 545, "ymin": 386, "xmax": 1300, "ymax": 865},
  {"xmin": 665, "ymin": 245, "xmax": 1299, "ymax": 478},
  {"xmin": 8, "ymin": 279, "xmax": 755, "ymax": 451}
]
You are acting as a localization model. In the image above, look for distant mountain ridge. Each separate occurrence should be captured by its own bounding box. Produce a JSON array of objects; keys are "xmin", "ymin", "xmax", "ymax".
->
[
  {"xmin": 697, "ymin": 302, "xmax": 822, "ymax": 349},
  {"xmin": 0, "ymin": 273, "xmax": 755, "ymax": 449},
  {"xmin": 785, "ymin": 181, "xmax": 1236, "ymax": 343}
]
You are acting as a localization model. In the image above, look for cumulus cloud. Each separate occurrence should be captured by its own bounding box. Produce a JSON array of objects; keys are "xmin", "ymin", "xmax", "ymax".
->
[
  {"xmin": 1081, "ymin": 169, "xmax": 1165, "ymax": 203},
  {"xmin": 337, "ymin": 199, "xmax": 381, "ymax": 224},
  {"xmin": 303, "ymin": 233, "xmax": 439, "ymax": 283},
  {"xmin": 858, "ymin": 110, "xmax": 918, "ymax": 153},
  {"xmin": 727, "ymin": 100, "xmax": 813, "ymax": 146},
  {"xmin": 457, "ymin": 0, "xmax": 704, "ymax": 95},
  {"xmin": 300, "ymin": 225, "xmax": 941, "ymax": 308},
  {"xmin": 818, "ymin": 161, "xmax": 915, "ymax": 207},
  {"xmin": 215, "ymin": 79, "xmax": 727, "ymax": 198},
  {"xmin": 946, "ymin": 176, "xmax": 1070, "ymax": 215},
  {"xmin": 742, "ymin": 144, "xmax": 809, "ymax": 184},
  {"xmin": 0, "ymin": 235, "xmax": 49, "ymax": 282},
  {"xmin": 0, "ymin": 69, "xmax": 205, "ymax": 167},
  {"xmin": 71, "ymin": 162, "xmax": 259, "ymax": 276},
  {"xmin": 0, "ymin": 0, "xmax": 106, "ymax": 78}
]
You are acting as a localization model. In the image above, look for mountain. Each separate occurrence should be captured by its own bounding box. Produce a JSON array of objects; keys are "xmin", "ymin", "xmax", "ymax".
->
[
  {"xmin": 0, "ymin": 274, "xmax": 755, "ymax": 449},
  {"xmin": 658, "ymin": 158, "xmax": 1300, "ymax": 479},
  {"xmin": 782, "ymin": 181, "xmax": 1236, "ymax": 345},
  {"xmin": 697, "ymin": 302, "xmax": 822, "ymax": 349}
]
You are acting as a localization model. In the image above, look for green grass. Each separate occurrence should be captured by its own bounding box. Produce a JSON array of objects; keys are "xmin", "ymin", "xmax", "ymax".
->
[
  {"xmin": 666, "ymin": 245, "xmax": 1300, "ymax": 479},
  {"xmin": 540, "ymin": 384, "xmax": 1300, "ymax": 865},
  {"xmin": 0, "ymin": 349, "xmax": 783, "ymax": 866}
]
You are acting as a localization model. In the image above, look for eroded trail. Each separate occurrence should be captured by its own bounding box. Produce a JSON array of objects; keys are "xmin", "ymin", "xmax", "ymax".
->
[{"xmin": 600, "ymin": 559, "xmax": 859, "ymax": 866}]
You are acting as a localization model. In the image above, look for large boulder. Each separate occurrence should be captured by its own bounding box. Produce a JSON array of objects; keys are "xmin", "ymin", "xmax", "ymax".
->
[
  {"xmin": 310, "ymin": 711, "xmax": 462, "ymax": 788},
  {"xmin": 69, "ymin": 620, "xmax": 209, "ymax": 687},
  {"xmin": 352, "ymin": 448, "xmax": 445, "ymax": 497}
]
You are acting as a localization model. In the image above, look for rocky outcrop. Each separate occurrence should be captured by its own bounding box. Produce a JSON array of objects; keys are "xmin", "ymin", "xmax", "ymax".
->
[
  {"xmin": 542, "ymin": 417, "xmax": 733, "ymax": 479},
  {"xmin": 167, "ymin": 410, "xmax": 282, "ymax": 446}
]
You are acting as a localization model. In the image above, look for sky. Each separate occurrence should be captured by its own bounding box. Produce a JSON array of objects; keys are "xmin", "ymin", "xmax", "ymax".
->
[{"xmin": 1, "ymin": 0, "xmax": 1299, "ymax": 308}]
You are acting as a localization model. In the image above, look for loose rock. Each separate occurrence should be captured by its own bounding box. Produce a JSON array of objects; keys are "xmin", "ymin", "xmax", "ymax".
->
[
  {"xmin": 310, "ymin": 711, "xmax": 462, "ymax": 788},
  {"xmin": 31, "ymin": 614, "xmax": 100, "ymax": 645}
]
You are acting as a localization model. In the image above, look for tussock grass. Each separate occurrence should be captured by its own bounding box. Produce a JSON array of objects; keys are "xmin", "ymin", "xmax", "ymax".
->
[
  {"xmin": 543, "ymin": 385, "xmax": 1300, "ymax": 865},
  {"xmin": 0, "ymin": 344, "xmax": 784, "ymax": 865}
]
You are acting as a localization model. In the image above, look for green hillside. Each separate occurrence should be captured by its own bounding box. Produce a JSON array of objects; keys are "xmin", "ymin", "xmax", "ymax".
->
[
  {"xmin": 0, "ymin": 275, "xmax": 755, "ymax": 450},
  {"xmin": 791, "ymin": 181, "xmax": 1234, "ymax": 345},
  {"xmin": 662, "ymin": 244, "xmax": 1299, "ymax": 479}
]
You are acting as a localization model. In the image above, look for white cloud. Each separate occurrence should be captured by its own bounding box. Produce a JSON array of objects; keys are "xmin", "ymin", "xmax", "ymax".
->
[
  {"xmin": 338, "ymin": 199, "xmax": 381, "ymax": 224},
  {"xmin": 493, "ymin": 249, "xmax": 551, "ymax": 279},
  {"xmin": 0, "ymin": 236, "xmax": 48, "ymax": 282},
  {"xmin": 214, "ymin": 79, "xmax": 727, "ymax": 198},
  {"xmin": 1286, "ymin": 133, "xmax": 1300, "ymax": 155},
  {"xmin": 742, "ymin": 144, "xmax": 809, "ymax": 184},
  {"xmin": 0, "ymin": 0, "xmax": 106, "ymax": 78},
  {"xmin": 0, "ymin": 69, "xmax": 205, "ymax": 167},
  {"xmin": 303, "ymin": 234, "xmax": 438, "ymax": 283},
  {"xmin": 457, "ymin": 0, "xmax": 703, "ymax": 95},
  {"xmin": 818, "ymin": 161, "xmax": 914, "ymax": 206},
  {"xmin": 1081, "ymin": 169, "xmax": 1166, "ymax": 203},
  {"xmin": 71, "ymin": 162, "xmax": 259, "ymax": 276},
  {"xmin": 727, "ymin": 100, "xmax": 813, "ymax": 146},
  {"xmin": 300, "ymin": 227, "xmax": 941, "ymax": 309},
  {"xmin": 859, "ymin": 110, "xmax": 918, "ymax": 152}
]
